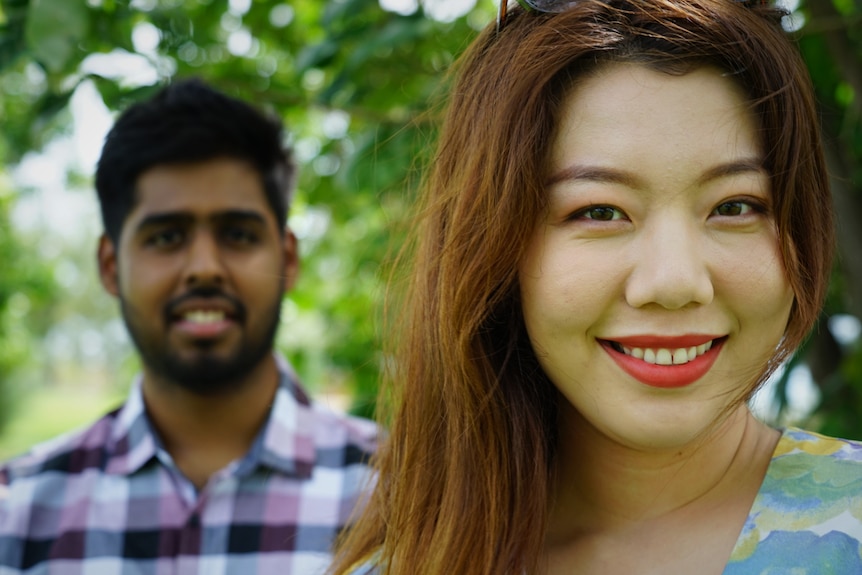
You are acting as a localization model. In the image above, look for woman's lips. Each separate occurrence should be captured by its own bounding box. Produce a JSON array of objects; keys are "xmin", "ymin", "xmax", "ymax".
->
[{"xmin": 601, "ymin": 336, "xmax": 726, "ymax": 388}]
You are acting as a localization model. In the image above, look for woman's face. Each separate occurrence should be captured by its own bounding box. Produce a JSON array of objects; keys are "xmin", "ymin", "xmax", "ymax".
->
[{"xmin": 518, "ymin": 63, "xmax": 794, "ymax": 450}]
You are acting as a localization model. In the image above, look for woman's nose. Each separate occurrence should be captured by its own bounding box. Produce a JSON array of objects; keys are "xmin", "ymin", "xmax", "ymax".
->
[{"xmin": 624, "ymin": 219, "xmax": 714, "ymax": 310}]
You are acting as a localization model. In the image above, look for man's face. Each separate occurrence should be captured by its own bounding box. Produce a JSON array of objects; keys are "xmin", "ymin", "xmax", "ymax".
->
[{"xmin": 98, "ymin": 158, "xmax": 298, "ymax": 394}]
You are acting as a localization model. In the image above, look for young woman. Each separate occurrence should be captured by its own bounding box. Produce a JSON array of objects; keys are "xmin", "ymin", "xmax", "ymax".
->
[{"xmin": 330, "ymin": 1, "xmax": 861, "ymax": 573}]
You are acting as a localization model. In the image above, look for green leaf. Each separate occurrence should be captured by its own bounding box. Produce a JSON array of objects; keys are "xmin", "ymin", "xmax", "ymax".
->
[
  {"xmin": 24, "ymin": 0, "xmax": 88, "ymax": 73},
  {"xmin": 0, "ymin": 0, "xmax": 29, "ymax": 72}
]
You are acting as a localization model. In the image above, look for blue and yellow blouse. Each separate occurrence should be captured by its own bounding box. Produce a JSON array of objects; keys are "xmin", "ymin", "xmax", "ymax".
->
[{"xmin": 348, "ymin": 427, "xmax": 862, "ymax": 574}]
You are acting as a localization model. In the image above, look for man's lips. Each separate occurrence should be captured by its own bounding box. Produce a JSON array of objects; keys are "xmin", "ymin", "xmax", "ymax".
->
[
  {"xmin": 165, "ymin": 293, "xmax": 245, "ymax": 339},
  {"xmin": 171, "ymin": 307, "xmax": 236, "ymax": 340},
  {"xmin": 171, "ymin": 305, "xmax": 236, "ymax": 323},
  {"xmin": 600, "ymin": 335, "xmax": 726, "ymax": 388}
]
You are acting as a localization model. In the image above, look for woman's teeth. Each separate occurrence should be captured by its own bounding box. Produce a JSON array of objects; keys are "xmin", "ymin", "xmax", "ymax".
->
[{"xmin": 618, "ymin": 340, "xmax": 713, "ymax": 366}]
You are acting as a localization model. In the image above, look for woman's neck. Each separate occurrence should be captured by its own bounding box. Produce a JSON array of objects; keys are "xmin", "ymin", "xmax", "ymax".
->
[{"xmin": 546, "ymin": 404, "xmax": 780, "ymax": 541}]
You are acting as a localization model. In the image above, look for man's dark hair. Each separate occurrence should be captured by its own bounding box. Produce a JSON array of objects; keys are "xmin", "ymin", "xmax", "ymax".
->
[{"xmin": 95, "ymin": 78, "xmax": 295, "ymax": 243}]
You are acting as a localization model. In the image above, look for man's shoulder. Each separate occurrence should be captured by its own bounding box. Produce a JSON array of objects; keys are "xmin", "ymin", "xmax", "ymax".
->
[
  {"xmin": 297, "ymin": 400, "xmax": 380, "ymax": 468},
  {"xmin": 0, "ymin": 408, "xmax": 121, "ymax": 484},
  {"xmin": 309, "ymin": 402, "xmax": 379, "ymax": 450},
  {"xmin": 261, "ymin": 382, "xmax": 380, "ymax": 479},
  {"xmin": 272, "ymin": 369, "xmax": 379, "ymax": 461}
]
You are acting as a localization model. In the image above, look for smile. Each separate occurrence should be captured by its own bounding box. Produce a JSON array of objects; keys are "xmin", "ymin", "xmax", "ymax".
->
[
  {"xmin": 183, "ymin": 309, "xmax": 226, "ymax": 324},
  {"xmin": 173, "ymin": 307, "xmax": 236, "ymax": 340},
  {"xmin": 601, "ymin": 336, "xmax": 726, "ymax": 388},
  {"xmin": 611, "ymin": 339, "xmax": 713, "ymax": 366}
]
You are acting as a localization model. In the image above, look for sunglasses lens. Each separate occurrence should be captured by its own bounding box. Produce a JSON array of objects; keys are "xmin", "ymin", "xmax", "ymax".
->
[{"xmin": 522, "ymin": 0, "xmax": 578, "ymax": 12}]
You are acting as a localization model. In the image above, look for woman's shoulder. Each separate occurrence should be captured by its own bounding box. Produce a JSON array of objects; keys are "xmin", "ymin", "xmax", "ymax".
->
[
  {"xmin": 344, "ymin": 562, "xmax": 380, "ymax": 575},
  {"xmin": 753, "ymin": 426, "xmax": 862, "ymax": 529},
  {"xmin": 724, "ymin": 427, "xmax": 862, "ymax": 573},
  {"xmin": 341, "ymin": 554, "xmax": 382, "ymax": 575},
  {"xmin": 763, "ymin": 426, "xmax": 862, "ymax": 500},
  {"xmin": 775, "ymin": 426, "xmax": 862, "ymax": 459}
]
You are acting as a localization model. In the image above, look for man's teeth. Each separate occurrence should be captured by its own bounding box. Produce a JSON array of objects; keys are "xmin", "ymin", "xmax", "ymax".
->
[
  {"xmin": 184, "ymin": 310, "xmax": 225, "ymax": 324},
  {"xmin": 622, "ymin": 340, "xmax": 713, "ymax": 366}
]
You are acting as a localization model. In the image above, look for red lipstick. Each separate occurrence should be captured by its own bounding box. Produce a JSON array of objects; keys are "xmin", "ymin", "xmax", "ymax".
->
[{"xmin": 601, "ymin": 335, "xmax": 725, "ymax": 389}]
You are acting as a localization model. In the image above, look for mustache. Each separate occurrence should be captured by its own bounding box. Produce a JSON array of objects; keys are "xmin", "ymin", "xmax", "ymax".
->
[{"xmin": 164, "ymin": 287, "xmax": 247, "ymax": 322}]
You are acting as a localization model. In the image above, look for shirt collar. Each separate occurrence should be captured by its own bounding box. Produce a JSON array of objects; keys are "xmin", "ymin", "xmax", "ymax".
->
[
  {"xmin": 104, "ymin": 355, "xmax": 317, "ymax": 479},
  {"xmin": 104, "ymin": 376, "xmax": 158, "ymax": 476},
  {"xmin": 237, "ymin": 357, "xmax": 317, "ymax": 478}
]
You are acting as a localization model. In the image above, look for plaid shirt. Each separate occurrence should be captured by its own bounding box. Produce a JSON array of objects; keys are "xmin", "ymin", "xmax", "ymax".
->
[{"xmin": 0, "ymin": 359, "xmax": 378, "ymax": 575}]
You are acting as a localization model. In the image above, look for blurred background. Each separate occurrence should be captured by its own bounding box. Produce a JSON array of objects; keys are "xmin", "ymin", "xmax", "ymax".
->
[{"xmin": 0, "ymin": 0, "xmax": 860, "ymax": 459}]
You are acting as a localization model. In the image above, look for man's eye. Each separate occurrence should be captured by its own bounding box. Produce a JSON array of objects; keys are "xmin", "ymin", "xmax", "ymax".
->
[
  {"xmin": 224, "ymin": 227, "xmax": 258, "ymax": 244},
  {"xmin": 147, "ymin": 229, "xmax": 184, "ymax": 247},
  {"xmin": 573, "ymin": 206, "xmax": 626, "ymax": 221}
]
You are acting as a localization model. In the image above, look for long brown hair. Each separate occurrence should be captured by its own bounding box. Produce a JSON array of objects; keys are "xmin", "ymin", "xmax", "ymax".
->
[{"xmin": 330, "ymin": 1, "xmax": 833, "ymax": 573}]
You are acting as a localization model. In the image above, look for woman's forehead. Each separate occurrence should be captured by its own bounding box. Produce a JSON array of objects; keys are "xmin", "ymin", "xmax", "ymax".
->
[{"xmin": 547, "ymin": 63, "xmax": 762, "ymax": 188}]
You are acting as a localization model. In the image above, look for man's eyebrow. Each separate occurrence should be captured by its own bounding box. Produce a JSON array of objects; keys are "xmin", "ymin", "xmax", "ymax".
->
[
  {"xmin": 134, "ymin": 210, "xmax": 268, "ymax": 231},
  {"xmin": 134, "ymin": 212, "xmax": 193, "ymax": 233},
  {"xmin": 214, "ymin": 210, "xmax": 268, "ymax": 225}
]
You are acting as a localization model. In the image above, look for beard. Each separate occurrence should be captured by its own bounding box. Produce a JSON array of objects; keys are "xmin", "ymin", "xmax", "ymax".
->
[{"xmin": 120, "ymin": 286, "xmax": 283, "ymax": 396}]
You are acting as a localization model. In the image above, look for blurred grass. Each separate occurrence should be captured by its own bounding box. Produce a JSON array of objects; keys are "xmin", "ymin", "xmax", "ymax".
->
[{"xmin": 0, "ymin": 386, "xmax": 124, "ymax": 460}]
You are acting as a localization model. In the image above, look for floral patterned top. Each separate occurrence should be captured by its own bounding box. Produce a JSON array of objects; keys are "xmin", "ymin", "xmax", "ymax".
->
[
  {"xmin": 347, "ymin": 427, "xmax": 862, "ymax": 574},
  {"xmin": 723, "ymin": 426, "xmax": 862, "ymax": 574}
]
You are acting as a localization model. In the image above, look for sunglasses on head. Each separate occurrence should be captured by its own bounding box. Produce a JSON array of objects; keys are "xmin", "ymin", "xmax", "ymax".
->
[
  {"xmin": 497, "ymin": 0, "xmax": 571, "ymax": 31},
  {"xmin": 497, "ymin": 0, "xmax": 771, "ymax": 32}
]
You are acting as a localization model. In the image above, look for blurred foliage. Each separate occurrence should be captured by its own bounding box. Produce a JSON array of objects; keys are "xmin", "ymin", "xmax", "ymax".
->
[
  {"xmin": 0, "ymin": 0, "xmax": 860, "ymax": 441},
  {"xmin": 0, "ymin": 182, "xmax": 57, "ymax": 432},
  {"xmin": 791, "ymin": 1, "xmax": 862, "ymax": 440},
  {"xmin": 0, "ymin": 0, "xmax": 493, "ymax": 428}
]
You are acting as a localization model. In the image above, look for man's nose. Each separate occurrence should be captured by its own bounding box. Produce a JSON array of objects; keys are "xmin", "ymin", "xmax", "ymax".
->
[
  {"xmin": 182, "ymin": 232, "xmax": 226, "ymax": 287},
  {"xmin": 624, "ymin": 219, "xmax": 714, "ymax": 310}
]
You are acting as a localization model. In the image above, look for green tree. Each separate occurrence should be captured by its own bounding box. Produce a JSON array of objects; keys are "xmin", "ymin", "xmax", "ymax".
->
[
  {"xmin": 0, "ymin": 0, "xmax": 861, "ymax": 439},
  {"xmin": 788, "ymin": 0, "xmax": 862, "ymax": 439},
  {"xmin": 0, "ymin": 0, "xmax": 494, "ymax": 426},
  {"xmin": 0, "ymin": 181, "xmax": 56, "ymax": 431}
]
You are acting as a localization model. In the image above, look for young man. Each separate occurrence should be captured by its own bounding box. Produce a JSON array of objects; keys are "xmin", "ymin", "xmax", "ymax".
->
[{"xmin": 0, "ymin": 79, "xmax": 378, "ymax": 575}]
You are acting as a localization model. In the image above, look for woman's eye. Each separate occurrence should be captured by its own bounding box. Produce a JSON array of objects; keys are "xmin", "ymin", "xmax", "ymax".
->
[
  {"xmin": 712, "ymin": 201, "xmax": 756, "ymax": 217},
  {"xmin": 574, "ymin": 206, "xmax": 626, "ymax": 221}
]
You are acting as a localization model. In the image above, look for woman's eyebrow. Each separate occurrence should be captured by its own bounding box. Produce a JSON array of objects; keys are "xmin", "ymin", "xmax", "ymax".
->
[
  {"xmin": 546, "ymin": 165, "xmax": 643, "ymax": 188},
  {"xmin": 696, "ymin": 158, "xmax": 766, "ymax": 186},
  {"xmin": 546, "ymin": 157, "xmax": 765, "ymax": 189}
]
